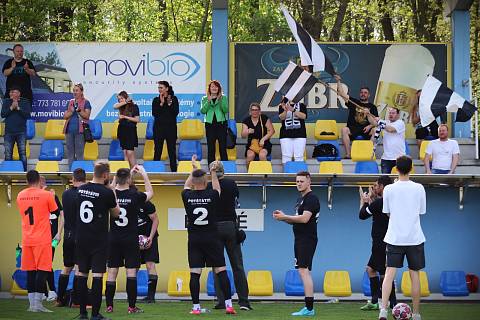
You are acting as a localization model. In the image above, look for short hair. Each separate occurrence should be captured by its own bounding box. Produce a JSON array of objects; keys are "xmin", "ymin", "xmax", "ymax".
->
[
  {"xmin": 73, "ymin": 168, "xmax": 86, "ymax": 182},
  {"xmin": 9, "ymin": 85, "xmax": 21, "ymax": 93},
  {"xmin": 26, "ymin": 170, "xmax": 40, "ymax": 185},
  {"xmin": 13, "ymin": 44, "xmax": 23, "ymax": 50},
  {"xmin": 296, "ymin": 171, "xmax": 311, "ymax": 179},
  {"xmin": 390, "ymin": 107, "xmax": 400, "ymax": 114},
  {"xmin": 191, "ymin": 169, "xmax": 207, "ymax": 185},
  {"xmin": 360, "ymin": 86, "xmax": 370, "ymax": 92},
  {"xmin": 209, "ymin": 161, "xmax": 224, "ymax": 178},
  {"xmin": 93, "ymin": 161, "xmax": 110, "ymax": 178},
  {"xmin": 249, "ymin": 102, "xmax": 260, "ymax": 110},
  {"xmin": 377, "ymin": 175, "xmax": 393, "ymax": 187},
  {"xmin": 438, "ymin": 124, "xmax": 448, "ymax": 131},
  {"xmin": 116, "ymin": 168, "xmax": 131, "ymax": 185},
  {"xmin": 395, "ymin": 156, "xmax": 412, "ymax": 175}
]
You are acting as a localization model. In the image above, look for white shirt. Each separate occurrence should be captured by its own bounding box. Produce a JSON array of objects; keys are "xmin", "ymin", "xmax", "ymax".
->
[
  {"xmin": 425, "ymin": 139, "xmax": 460, "ymax": 171},
  {"xmin": 382, "ymin": 119, "xmax": 406, "ymax": 160},
  {"xmin": 383, "ymin": 180, "xmax": 426, "ymax": 246}
]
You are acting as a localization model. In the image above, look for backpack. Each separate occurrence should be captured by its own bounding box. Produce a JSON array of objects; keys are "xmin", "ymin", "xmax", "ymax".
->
[
  {"xmin": 466, "ymin": 274, "xmax": 479, "ymax": 293},
  {"xmin": 312, "ymin": 143, "xmax": 338, "ymax": 158}
]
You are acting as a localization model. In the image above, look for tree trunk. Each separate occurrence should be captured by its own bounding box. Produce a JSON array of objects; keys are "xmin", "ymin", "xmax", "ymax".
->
[
  {"xmin": 378, "ymin": 0, "xmax": 394, "ymax": 41},
  {"xmin": 0, "ymin": 0, "xmax": 7, "ymax": 26},
  {"xmin": 300, "ymin": 0, "xmax": 316, "ymax": 37},
  {"xmin": 311, "ymin": 0, "xmax": 323, "ymax": 39},
  {"xmin": 87, "ymin": 3, "xmax": 98, "ymax": 41},
  {"xmin": 329, "ymin": 0, "xmax": 349, "ymax": 41},
  {"xmin": 198, "ymin": 0, "xmax": 210, "ymax": 41},
  {"xmin": 426, "ymin": 0, "xmax": 443, "ymax": 41},
  {"xmin": 157, "ymin": 0, "xmax": 168, "ymax": 41},
  {"xmin": 344, "ymin": 11, "xmax": 353, "ymax": 42},
  {"xmin": 169, "ymin": 0, "xmax": 179, "ymax": 41}
]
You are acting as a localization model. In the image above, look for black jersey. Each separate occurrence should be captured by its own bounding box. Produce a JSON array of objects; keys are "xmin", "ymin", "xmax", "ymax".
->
[
  {"xmin": 62, "ymin": 186, "xmax": 79, "ymax": 238},
  {"xmin": 49, "ymin": 195, "xmax": 63, "ymax": 237},
  {"xmin": 111, "ymin": 188, "xmax": 147, "ymax": 241},
  {"xmin": 359, "ymin": 198, "xmax": 389, "ymax": 240},
  {"xmin": 207, "ymin": 178, "xmax": 239, "ymax": 222},
  {"xmin": 137, "ymin": 201, "xmax": 157, "ymax": 237},
  {"xmin": 293, "ymin": 191, "xmax": 320, "ymax": 240},
  {"xmin": 76, "ymin": 182, "xmax": 117, "ymax": 245},
  {"xmin": 181, "ymin": 189, "xmax": 220, "ymax": 233}
]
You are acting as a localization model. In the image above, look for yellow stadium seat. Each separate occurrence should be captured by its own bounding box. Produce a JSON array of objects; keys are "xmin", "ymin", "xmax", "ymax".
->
[
  {"xmin": 111, "ymin": 120, "xmax": 119, "ymax": 139},
  {"xmin": 177, "ymin": 161, "xmax": 201, "ymax": 173},
  {"xmin": 35, "ymin": 161, "xmax": 59, "ymax": 173},
  {"xmin": 143, "ymin": 140, "xmax": 168, "ymax": 161},
  {"xmin": 314, "ymin": 120, "xmax": 338, "ymax": 140},
  {"xmin": 215, "ymin": 142, "xmax": 237, "ymax": 161},
  {"xmin": 44, "ymin": 119, "xmax": 66, "ymax": 139},
  {"xmin": 419, "ymin": 140, "xmax": 431, "ymax": 161},
  {"xmin": 323, "ymin": 271, "xmax": 352, "ymax": 297},
  {"xmin": 109, "ymin": 161, "xmax": 130, "ymax": 172},
  {"xmin": 10, "ymin": 280, "xmax": 27, "ymax": 296},
  {"xmin": 167, "ymin": 271, "xmax": 191, "ymax": 296},
  {"xmin": 83, "ymin": 141, "xmax": 99, "ymax": 160},
  {"xmin": 0, "ymin": 122, "xmax": 4, "ymax": 136},
  {"xmin": 13, "ymin": 141, "xmax": 30, "ymax": 160},
  {"xmin": 351, "ymin": 140, "xmax": 375, "ymax": 161},
  {"xmin": 247, "ymin": 270, "xmax": 273, "ymax": 296},
  {"xmin": 179, "ymin": 119, "xmax": 205, "ymax": 140},
  {"xmin": 391, "ymin": 165, "xmax": 415, "ymax": 174},
  {"xmin": 401, "ymin": 271, "xmax": 430, "ymax": 297},
  {"xmin": 319, "ymin": 161, "xmax": 343, "ymax": 174},
  {"xmin": 248, "ymin": 161, "xmax": 273, "ymax": 174}
]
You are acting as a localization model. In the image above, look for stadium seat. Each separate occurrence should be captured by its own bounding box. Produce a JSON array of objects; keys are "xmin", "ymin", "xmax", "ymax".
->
[
  {"xmin": 178, "ymin": 119, "xmax": 204, "ymax": 139},
  {"xmin": 405, "ymin": 140, "xmax": 411, "ymax": 156},
  {"xmin": 88, "ymin": 119, "xmax": 103, "ymax": 140},
  {"xmin": 221, "ymin": 160, "xmax": 237, "ymax": 173},
  {"xmin": 71, "ymin": 160, "xmax": 95, "ymax": 172},
  {"xmin": 11, "ymin": 270, "xmax": 27, "ymax": 295},
  {"xmin": 36, "ymin": 161, "xmax": 60, "ymax": 173},
  {"xmin": 26, "ymin": 119, "xmax": 35, "ymax": 140},
  {"xmin": 351, "ymin": 140, "xmax": 375, "ymax": 161},
  {"xmin": 177, "ymin": 161, "xmax": 201, "ymax": 173},
  {"xmin": 178, "ymin": 140, "xmax": 202, "ymax": 161},
  {"xmin": 355, "ymin": 161, "xmax": 379, "ymax": 174},
  {"xmin": 83, "ymin": 141, "xmax": 99, "ymax": 160},
  {"xmin": 109, "ymin": 161, "xmax": 130, "ymax": 172},
  {"xmin": 13, "ymin": 141, "xmax": 30, "ymax": 160},
  {"xmin": 53, "ymin": 270, "xmax": 74, "ymax": 291},
  {"xmin": 0, "ymin": 161, "xmax": 24, "ymax": 172},
  {"xmin": 142, "ymin": 161, "xmax": 166, "ymax": 173},
  {"xmin": 401, "ymin": 271, "xmax": 430, "ymax": 297},
  {"xmin": 137, "ymin": 270, "xmax": 149, "ymax": 296},
  {"xmin": 144, "ymin": 140, "xmax": 168, "ymax": 161},
  {"xmin": 44, "ymin": 119, "xmax": 66, "ymax": 139},
  {"xmin": 108, "ymin": 140, "xmax": 124, "ymax": 161},
  {"xmin": 111, "ymin": 120, "xmax": 119, "ymax": 139},
  {"xmin": 419, "ymin": 140, "xmax": 431, "ymax": 160},
  {"xmin": 227, "ymin": 119, "xmax": 237, "ymax": 136},
  {"xmin": 362, "ymin": 271, "xmax": 380, "ymax": 296},
  {"xmin": 314, "ymin": 120, "xmax": 338, "ymax": 140},
  {"xmin": 145, "ymin": 118, "xmax": 154, "ymax": 140},
  {"xmin": 216, "ymin": 142, "xmax": 237, "ymax": 161},
  {"xmin": 314, "ymin": 140, "xmax": 341, "ymax": 161},
  {"xmin": 284, "ymin": 269, "xmax": 304, "ymax": 296},
  {"xmin": 167, "ymin": 271, "xmax": 191, "ymax": 296},
  {"xmin": 247, "ymin": 270, "xmax": 273, "ymax": 296},
  {"xmin": 391, "ymin": 165, "xmax": 415, "ymax": 174},
  {"xmin": 206, "ymin": 270, "xmax": 236, "ymax": 296},
  {"xmin": 248, "ymin": 161, "xmax": 273, "ymax": 174},
  {"xmin": 284, "ymin": 161, "xmax": 308, "ymax": 173},
  {"xmin": 39, "ymin": 140, "xmax": 64, "ymax": 161},
  {"xmin": 440, "ymin": 271, "xmax": 469, "ymax": 296},
  {"xmin": 323, "ymin": 271, "xmax": 352, "ymax": 297},
  {"xmin": 319, "ymin": 161, "xmax": 343, "ymax": 174}
]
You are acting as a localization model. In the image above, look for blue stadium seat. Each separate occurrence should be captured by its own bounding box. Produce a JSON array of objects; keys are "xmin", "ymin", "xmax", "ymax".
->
[
  {"xmin": 362, "ymin": 271, "xmax": 380, "ymax": 296},
  {"xmin": 146, "ymin": 118, "xmax": 154, "ymax": 140},
  {"xmin": 137, "ymin": 270, "xmax": 149, "ymax": 296},
  {"xmin": 228, "ymin": 119, "xmax": 237, "ymax": 136},
  {"xmin": 221, "ymin": 160, "xmax": 237, "ymax": 173},
  {"xmin": 108, "ymin": 140, "xmax": 124, "ymax": 161},
  {"xmin": 0, "ymin": 161, "xmax": 24, "ymax": 172},
  {"xmin": 440, "ymin": 271, "xmax": 469, "ymax": 296},
  {"xmin": 71, "ymin": 160, "xmax": 95, "ymax": 172},
  {"xmin": 12, "ymin": 270, "xmax": 27, "ymax": 290},
  {"xmin": 26, "ymin": 119, "xmax": 35, "ymax": 140},
  {"xmin": 39, "ymin": 140, "xmax": 64, "ymax": 161},
  {"xmin": 178, "ymin": 140, "xmax": 202, "ymax": 161},
  {"xmin": 142, "ymin": 161, "xmax": 166, "ymax": 173},
  {"xmin": 206, "ymin": 270, "xmax": 235, "ymax": 296},
  {"xmin": 88, "ymin": 119, "xmax": 103, "ymax": 140},
  {"xmin": 354, "ymin": 161, "xmax": 379, "ymax": 174},
  {"xmin": 315, "ymin": 140, "xmax": 341, "ymax": 161},
  {"xmin": 355, "ymin": 135, "xmax": 365, "ymax": 140},
  {"xmin": 253, "ymin": 154, "xmax": 272, "ymax": 161},
  {"xmin": 405, "ymin": 141, "xmax": 410, "ymax": 156},
  {"xmin": 53, "ymin": 270, "xmax": 74, "ymax": 291},
  {"xmin": 284, "ymin": 161, "xmax": 308, "ymax": 173},
  {"xmin": 285, "ymin": 269, "xmax": 304, "ymax": 296}
]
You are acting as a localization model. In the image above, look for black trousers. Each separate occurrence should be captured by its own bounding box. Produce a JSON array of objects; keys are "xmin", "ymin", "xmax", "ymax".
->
[
  {"xmin": 154, "ymin": 125, "xmax": 177, "ymax": 172},
  {"xmin": 206, "ymin": 122, "xmax": 228, "ymax": 165}
]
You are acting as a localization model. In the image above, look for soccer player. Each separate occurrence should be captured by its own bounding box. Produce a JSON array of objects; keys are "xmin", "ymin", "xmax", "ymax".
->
[
  {"xmin": 181, "ymin": 157, "xmax": 236, "ymax": 315},
  {"xmin": 76, "ymin": 162, "xmax": 121, "ymax": 320},
  {"xmin": 273, "ymin": 171, "xmax": 320, "ymax": 317},
  {"xmin": 55, "ymin": 168, "xmax": 86, "ymax": 307},
  {"xmin": 105, "ymin": 165, "xmax": 153, "ymax": 314},
  {"xmin": 358, "ymin": 176, "xmax": 397, "ymax": 311},
  {"xmin": 378, "ymin": 156, "xmax": 426, "ymax": 320},
  {"xmin": 17, "ymin": 170, "xmax": 58, "ymax": 312}
]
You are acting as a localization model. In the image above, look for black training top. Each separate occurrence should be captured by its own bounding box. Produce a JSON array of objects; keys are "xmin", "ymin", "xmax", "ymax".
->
[
  {"xmin": 152, "ymin": 95, "xmax": 179, "ymax": 127},
  {"xmin": 207, "ymin": 178, "xmax": 239, "ymax": 223},
  {"xmin": 346, "ymin": 97, "xmax": 378, "ymax": 130},
  {"xmin": 359, "ymin": 198, "xmax": 389, "ymax": 240},
  {"xmin": 2, "ymin": 58, "xmax": 35, "ymax": 101},
  {"xmin": 111, "ymin": 188, "xmax": 147, "ymax": 241},
  {"xmin": 62, "ymin": 186, "xmax": 80, "ymax": 238},
  {"xmin": 181, "ymin": 189, "xmax": 220, "ymax": 233},
  {"xmin": 49, "ymin": 195, "xmax": 63, "ymax": 237},
  {"xmin": 137, "ymin": 201, "xmax": 158, "ymax": 237},
  {"xmin": 293, "ymin": 191, "xmax": 320, "ymax": 240}
]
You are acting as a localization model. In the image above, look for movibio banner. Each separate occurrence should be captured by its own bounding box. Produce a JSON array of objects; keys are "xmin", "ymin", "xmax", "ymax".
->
[{"xmin": 0, "ymin": 42, "xmax": 207, "ymax": 122}]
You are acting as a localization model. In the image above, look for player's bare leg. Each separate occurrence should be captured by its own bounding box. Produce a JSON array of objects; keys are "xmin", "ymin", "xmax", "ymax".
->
[{"xmin": 379, "ymin": 267, "xmax": 397, "ymax": 320}]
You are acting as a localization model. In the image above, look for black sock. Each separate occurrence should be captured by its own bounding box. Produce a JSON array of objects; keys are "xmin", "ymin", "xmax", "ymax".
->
[
  {"xmin": 35, "ymin": 270, "xmax": 48, "ymax": 294},
  {"xmin": 147, "ymin": 274, "xmax": 158, "ymax": 299},
  {"xmin": 73, "ymin": 275, "xmax": 79, "ymax": 305},
  {"xmin": 216, "ymin": 270, "xmax": 232, "ymax": 301},
  {"xmin": 27, "ymin": 271, "xmax": 37, "ymax": 293},
  {"xmin": 91, "ymin": 277, "xmax": 103, "ymax": 316},
  {"xmin": 46, "ymin": 270, "xmax": 55, "ymax": 292},
  {"xmin": 127, "ymin": 277, "xmax": 137, "ymax": 308},
  {"xmin": 57, "ymin": 274, "xmax": 70, "ymax": 303},
  {"xmin": 370, "ymin": 276, "xmax": 380, "ymax": 304},
  {"xmin": 389, "ymin": 280, "xmax": 397, "ymax": 308},
  {"xmin": 305, "ymin": 296, "xmax": 314, "ymax": 311},
  {"xmin": 77, "ymin": 276, "xmax": 88, "ymax": 315},
  {"xmin": 105, "ymin": 281, "xmax": 116, "ymax": 308},
  {"xmin": 189, "ymin": 273, "xmax": 201, "ymax": 304}
]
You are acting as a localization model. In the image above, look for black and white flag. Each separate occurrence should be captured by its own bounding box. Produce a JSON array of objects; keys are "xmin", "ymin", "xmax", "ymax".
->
[
  {"xmin": 274, "ymin": 62, "xmax": 317, "ymax": 103},
  {"xmin": 419, "ymin": 75, "xmax": 476, "ymax": 127},
  {"xmin": 281, "ymin": 5, "xmax": 335, "ymax": 75}
]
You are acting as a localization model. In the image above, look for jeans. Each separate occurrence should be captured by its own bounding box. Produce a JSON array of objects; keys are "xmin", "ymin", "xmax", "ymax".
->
[
  {"xmin": 4, "ymin": 132, "xmax": 27, "ymax": 171},
  {"xmin": 213, "ymin": 221, "xmax": 250, "ymax": 307},
  {"xmin": 432, "ymin": 168, "xmax": 450, "ymax": 174},
  {"xmin": 206, "ymin": 122, "xmax": 228, "ymax": 165},
  {"xmin": 381, "ymin": 159, "xmax": 396, "ymax": 174},
  {"xmin": 66, "ymin": 132, "xmax": 85, "ymax": 168}
]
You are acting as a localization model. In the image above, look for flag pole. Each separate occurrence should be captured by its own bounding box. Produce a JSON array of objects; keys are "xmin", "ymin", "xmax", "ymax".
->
[
  {"xmin": 317, "ymin": 78, "xmax": 369, "ymax": 112},
  {"xmin": 475, "ymin": 98, "xmax": 479, "ymax": 160}
]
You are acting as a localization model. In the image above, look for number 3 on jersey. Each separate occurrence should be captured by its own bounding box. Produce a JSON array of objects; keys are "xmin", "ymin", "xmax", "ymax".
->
[
  {"xmin": 115, "ymin": 208, "xmax": 128, "ymax": 227},
  {"xmin": 193, "ymin": 207, "xmax": 208, "ymax": 225},
  {"xmin": 80, "ymin": 200, "xmax": 94, "ymax": 223}
]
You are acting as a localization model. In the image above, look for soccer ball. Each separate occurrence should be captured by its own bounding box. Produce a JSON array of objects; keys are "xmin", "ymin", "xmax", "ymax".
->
[
  {"xmin": 392, "ymin": 303, "xmax": 412, "ymax": 320},
  {"xmin": 138, "ymin": 235, "xmax": 149, "ymax": 250}
]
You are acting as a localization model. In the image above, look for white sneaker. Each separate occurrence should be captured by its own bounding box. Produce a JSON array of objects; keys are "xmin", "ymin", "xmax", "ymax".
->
[
  {"xmin": 413, "ymin": 313, "xmax": 422, "ymax": 320},
  {"xmin": 35, "ymin": 293, "xmax": 53, "ymax": 313},
  {"xmin": 46, "ymin": 290, "xmax": 57, "ymax": 302},
  {"xmin": 378, "ymin": 308, "xmax": 388, "ymax": 320}
]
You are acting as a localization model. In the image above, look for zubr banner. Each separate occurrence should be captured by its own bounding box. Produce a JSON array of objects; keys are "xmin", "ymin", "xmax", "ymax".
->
[{"xmin": 0, "ymin": 42, "xmax": 206, "ymax": 122}]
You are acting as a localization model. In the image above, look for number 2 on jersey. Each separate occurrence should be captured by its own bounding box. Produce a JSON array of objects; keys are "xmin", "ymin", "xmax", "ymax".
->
[
  {"xmin": 115, "ymin": 208, "xmax": 128, "ymax": 227},
  {"xmin": 193, "ymin": 207, "xmax": 208, "ymax": 225}
]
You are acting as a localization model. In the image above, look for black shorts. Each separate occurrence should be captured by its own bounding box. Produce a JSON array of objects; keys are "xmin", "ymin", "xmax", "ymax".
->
[
  {"xmin": 63, "ymin": 236, "xmax": 76, "ymax": 268},
  {"xmin": 415, "ymin": 121, "xmax": 439, "ymax": 140},
  {"xmin": 118, "ymin": 125, "xmax": 138, "ymax": 151},
  {"xmin": 140, "ymin": 237, "xmax": 159, "ymax": 264},
  {"xmin": 349, "ymin": 127, "xmax": 372, "ymax": 141},
  {"xmin": 76, "ymin": 242, "xmax": 108, "ymax": 274},
  {"xmin": 386, "ymin": 243, "xmax": 425, "ymax": 271},
  {"xmin": 108, "ymin": 238, "xmax": 140, "ymax": 269},
  {"xmin": 368, "ymin": 240, "xmax": 387, "ymax": 274},
  {"xmin": 294, "ymin": 237, "xmax": 317, "ymax": 271},
  {"xmin": 188, "ymin": 233, "xmax": 225, "ymax": 268}
]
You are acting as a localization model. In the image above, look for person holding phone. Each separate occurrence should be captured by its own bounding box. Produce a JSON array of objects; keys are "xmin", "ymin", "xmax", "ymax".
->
[
  {"xmin": 114, "ymin": 91, "xmax": 140, "ymax": 169},
  {"xmin": 278, "ymin": 97, "xmax": 307, "ymax": 164}
]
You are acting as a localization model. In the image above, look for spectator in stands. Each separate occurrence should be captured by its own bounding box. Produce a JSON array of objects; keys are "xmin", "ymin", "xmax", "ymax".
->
[
  {"xmin": 152, "ymin": 81, "xmax": 179, "ymax": 172},
  {"xmin": 335, "ymin": 75, "xmax": 378, "ymax": 159},
  {"xmin": 241, "ymin": 102, "xmax": 275, "ymax": 168},
  {"xmin": 424, "ymin": 124, "xmax": 460, "ymax": 174},
  {"xmin": 1, "ymin": 86, "xmax": 31, "ymax": 171},
  {"xmin": 379, "ymin": 108, "xmax": 406, "ymax": 174},
  {"xmin": 278, "ymin": 97, "xmax": 307, "ymax": 164},
  {"xmin": 2, "ymin": 43, "xmax": 36, "ymax": 104},
  {"xmin": 409, "ymin": 90, "xmax": 438, "ymax": 148},
  {"xmin": 114, "ymin": 91, "xmax": 140, "ymax": 168},
  {"xmin": 201, "ymin": 80, "xmax": 229, "ymax": 165},
  {"xmin": 63, "ymin": 83, "xmax": 92, "ymax": 168}
]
